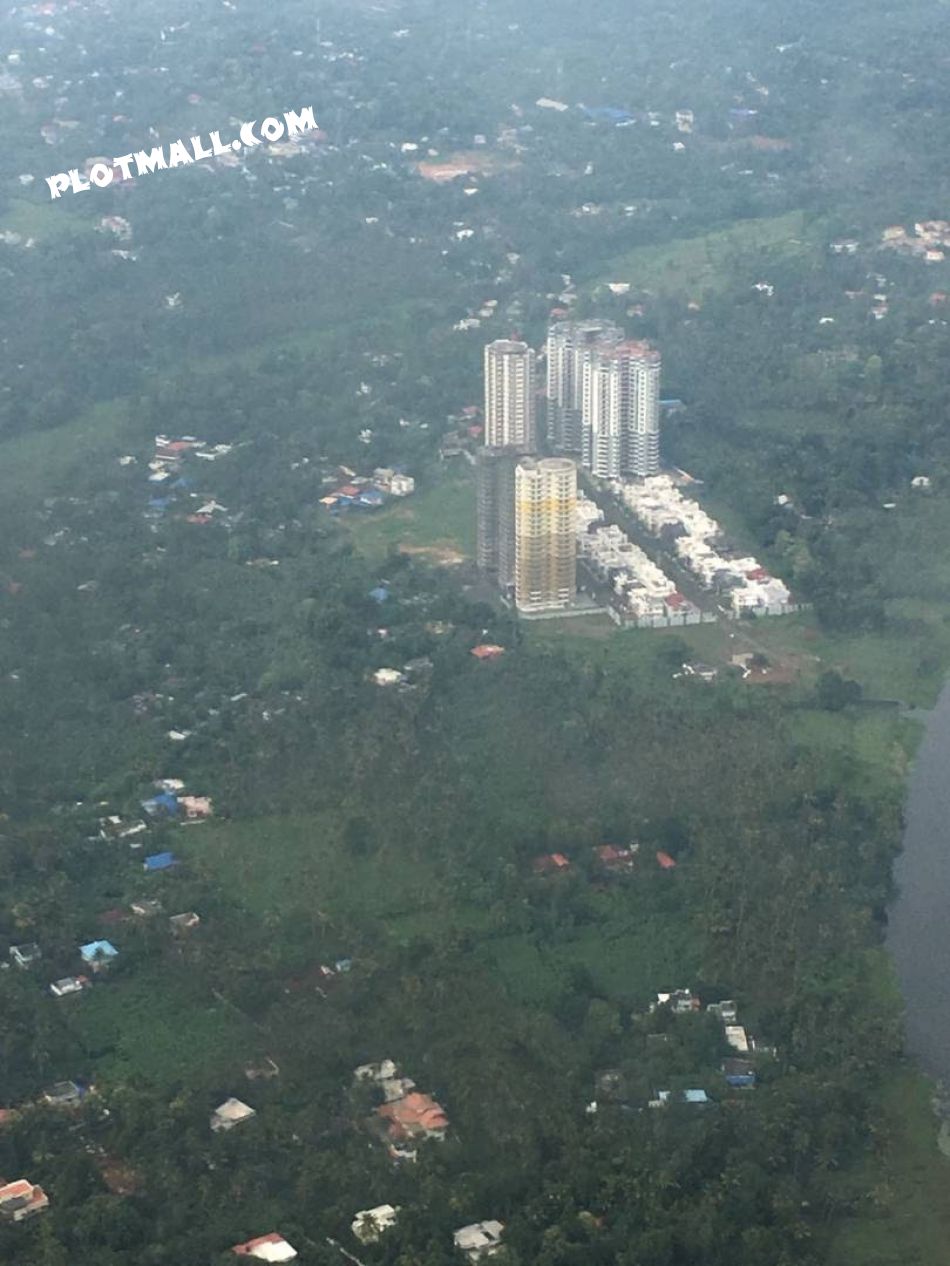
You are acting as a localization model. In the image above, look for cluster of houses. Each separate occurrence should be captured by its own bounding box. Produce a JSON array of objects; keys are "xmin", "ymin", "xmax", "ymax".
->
[
  {"xmin": 320, "ymin": 465, "xmax": 415, "ymax": 513},
  {"xmin": 136, "ymin": 434, "xmax": 236, "ymax": 527},
  {"xmin": 586, "ymin": 989, "xmax": 768, "ymax": 1116},
  {"xmin": 532, "ymin": 843, "xmax": 674, "ymax": 877},
  {"xmin": 2, "ymin": 770, "xmax": 216, "ymax": 1008},
  {"xmin": 618, "ymin": 477, "xmax": 793, "ymax": 615},
  {"xmin": 576, "ymin": 494, "xmax": 700, "ymax": 624},
  {"xmin": 880, "ymin": 220, "xmax": 950, "ymax": 264},
  {"xmin": 355, "ymin": 1059, "xmax": 449, "ymax": 1163}
]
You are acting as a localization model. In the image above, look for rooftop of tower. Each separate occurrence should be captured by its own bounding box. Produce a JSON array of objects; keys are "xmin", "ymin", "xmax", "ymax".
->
[
  {"xmin": 487, "ymin": 339, "xmax": 532, "ymax": 353},
  {"xmin": 518, "ymin": 456, "xmax": 577, "ymax": 473},
  {"xmin": 609, "ymin": 339, "xmax": 661, "ymax": 362}
]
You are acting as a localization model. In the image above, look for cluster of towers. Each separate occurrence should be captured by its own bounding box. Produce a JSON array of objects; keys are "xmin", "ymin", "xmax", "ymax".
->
[
  {"xmin": 476, "ymin": 325, "xmax": 662, "ymax": 615},
  {"xmin": 546, "ymin": 319, "xmax": 661, "ymax": 480}
]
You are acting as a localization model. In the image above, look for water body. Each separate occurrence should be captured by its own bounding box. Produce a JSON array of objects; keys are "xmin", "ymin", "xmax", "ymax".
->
[{"xmin": 888, "ymin": 684, "xmax": 950, "ymax": 1084}]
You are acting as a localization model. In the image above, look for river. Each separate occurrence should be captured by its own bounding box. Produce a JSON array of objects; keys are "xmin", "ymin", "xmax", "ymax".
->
[{"xmin": 888, "ymin": 684, "xmax": 950, "ymax": 1085}]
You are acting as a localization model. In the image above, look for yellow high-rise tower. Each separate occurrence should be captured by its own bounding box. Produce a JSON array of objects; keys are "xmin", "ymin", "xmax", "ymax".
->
[{"xmin": 514, "ymin": 457, "xmax": 577, "ymax": 613}]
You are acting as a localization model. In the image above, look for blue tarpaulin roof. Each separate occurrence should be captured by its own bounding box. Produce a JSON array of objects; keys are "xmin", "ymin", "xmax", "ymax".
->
[
  {"xmin": 80, "ymin": 940, "xmax": 118, "ymax": 962},
  {"xmin": 369, "ymin": 586, "xmax": 390, "ymax": 603},
  {"xmin": 144, "ymin": 852, "xmax": 177, "ymax": 871},
  {"xmin": 141, "ymin": 792, "xmax": 180, "ymax": 817},
  {"xmin": 581, "ymin": 105, "xmax": 634, "ymax": 123}
]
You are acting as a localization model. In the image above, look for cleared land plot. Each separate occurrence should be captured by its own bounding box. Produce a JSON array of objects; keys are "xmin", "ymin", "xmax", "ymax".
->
[
  {"xmin": 0, "ymin": 196, "xmax": 93, "ymax": 241},
  {"xmin": 589, "ymin": 210, "xmax": 808, "ymax": 298},
  {"xmin": 175, "ymin": 813, "xmax": 469, "ymax": 934},
  {"xmin": 346, "ymin": 473, "xmax": 476, "ymax": 563}
]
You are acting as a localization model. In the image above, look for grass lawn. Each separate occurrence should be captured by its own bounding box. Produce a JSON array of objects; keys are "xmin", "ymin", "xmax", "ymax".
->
[
  {"xmin": 0, "ymin": 399, "xmax": 131, "ymax": 503},
  {"xmin": 176, "ymin": 813, "xmax": 477, "ymax": 936},
  {"xmin": 346, "ymin": 471, "xmax": 476, "ymax": 563},
  {"xmin": 746, "ymin": 614, "xmax": 947, "ymax": 708},
  {"xmin": 70, "ymin": 971, "xmax": 258, "ymax": 1089},
  {"xmin": 828, "ymin": 1069, "xmax": 950, "ymax": 1266},
  {"xmin": 0, "ymin": 196, "xmax": 93, "ymax": 241},
  {"xmin": 588, "ymin": 209, "xmax": 808, "ymax": 298}
]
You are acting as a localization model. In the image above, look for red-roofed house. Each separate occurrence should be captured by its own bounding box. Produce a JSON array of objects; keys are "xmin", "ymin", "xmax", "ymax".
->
[
  {"xmin": 376, "ymin": 1092, "xmax": 449, "ymax": 1146},
  {"xmin": 656, "ymin": 851, "xmax": 677, "ymax": 870},
  {"xmin": 596, "ymin": 844, "xmax": 637, "ymax": 871},
  {"xmin": 0, "ymin": 1179, "xmax": 49, "ymax": 1221},
  {"xmin": 745, "ymin": 567, "xmax": 769, "ymax": 582},
  {"xmin": 533, "ymin": 853, "xmax": 571, "ymax": 875},
  {"xmin": 470, "ymin": 644, "xmax": 505, "ymax": 660},
  {"xmin": 232, "ymin": 1232, "xmax": 298, "ymax": 1262}
]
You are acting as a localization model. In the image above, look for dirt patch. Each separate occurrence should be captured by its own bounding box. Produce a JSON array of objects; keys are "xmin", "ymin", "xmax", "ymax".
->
[{"xmin": 395, "ymin": 544, "xmax": 466, "ymax": 564}]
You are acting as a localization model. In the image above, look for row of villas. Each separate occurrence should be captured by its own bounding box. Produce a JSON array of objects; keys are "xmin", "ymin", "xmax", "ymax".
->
[
  {"xmin": 575, "ymin": 495, "xmax": 702, "ymax": 623},
  {"xmin": 618, "ymin": 477, "xmax": 793, "ymax": 615}
]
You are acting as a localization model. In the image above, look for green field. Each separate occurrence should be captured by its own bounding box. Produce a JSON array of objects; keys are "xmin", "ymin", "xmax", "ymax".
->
[
  {"xmin": 0, "ymin": 399, "xmax": 132, "ymax": 503},
  {"xmin": 346, "ymin": 470, "xmax": 476, "ymax": 563},
  {"xmin": 70, "ymin": 971, "xmax": 258, "ymax": 1088},
  {"xmin": 176, "ymin": 813, "xmax": 477, "ymax": 937},
  {"xmin": 0, "ymin": 195, "xmax": 93, "ymax": 241},
  {"xmin": 589, "ymin": 209, "xmax": 809, "ymax": 298},
  {"xmin": 829, "ymin": 1070, "xmax": 950, "ymax": 1266}
]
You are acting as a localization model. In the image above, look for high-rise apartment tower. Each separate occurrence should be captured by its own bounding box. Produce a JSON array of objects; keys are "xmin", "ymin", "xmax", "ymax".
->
[
  {"xmin": 476, "ymin": 445, "xmax": 523, "ymax": 592},
  {"xmin": 514, "ymin": 457, "xmax": 577, "ymax": 613},
  {"xmin": 546, "ymin": 319, "xmax": 624, "ymax": 454},
  {"xmin": 484, "ymin": 340, "xmax": 537, "ymax": 449},
  {"xmin": 578, "ymin": 339, "xmax": 661, "ymax": 479}
]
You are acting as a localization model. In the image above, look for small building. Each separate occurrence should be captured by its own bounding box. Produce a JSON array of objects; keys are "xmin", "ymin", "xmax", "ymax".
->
[
  {"xmin": 9, "ymin": 942, "xmax": 41, "ymax": 969},
  {"xmin": 723, "ymin": 1058, "xmax": 756, "ymax": 1089},
  {"xmin": 470, "ymin": 644, "xmax": 506, "ymax": 660},
  {"xmin": 595, "ymin": 844, "xmax": 637, "ymax": 871},
  {"xmin": 376, "ymin": 1091, "xmax": 449, "ymax": 1151},
  {"xmin": 725, "ymin": 1025, "xmax": 749, "ymax": 1053},
  {"xmin": 130, "ymin": 898, "xmax": 163, "ymax": 917},
  {"xmin": 650, "ymin": 1089, "xmax": 709, "ymax": 1106},
  {"xmin": 143, "ymin": 851, "xmax": 178, "ymax": 873},
  {"xmin": 179, "ymin": 795, "xmax": 213, "ymax": 819},
  {"xmin": 50, "ymin": 975, "xmax": 90, "ymax": 998},
  {"xmin": 141, "ymin": 791, "xmax": 180, "ymax": 818},
  {"xmin": 373, "ymin": 668, "xmax": 406, "ymax": 687},
  {"xmin": 533, "ymin": 852, "xmax": 571, "ymax": 875},
  {"xmin": 453, "ymin": 1221, "xmax": 505, "ymax": 1261},
  {"xmin": 654, "ymin": 989, "xmax": 699, "ymax": 1014},
  {"xmin": 706, "ymin": 999, "xmax": 738, "ymax": 1023},
  {"xmin": 231, "ymin": 1232, "xmax": 298, "ymax": 1261},
  {"xmin": 43, "ymin": 1080, "xmax": 85, "ymax": 1107},
  {"xmin": 0, "ymin": 1180, "xmax": 49, "ymax": 1222},
  {"xmin": 245, "ymin": 1057, "xmax": 280, "ymax": 1082},
  {"xmin": 169, "ymin": 912, "xmax": 200, "ymax": 934},
  {"xmin": 656, "ymin": 850, "xmax": 677, "ymax": 870},
  {"xmin": 352, "ymin": 1204, "xmax": 400, "ymax": 1243},
  {"xmin": 79, "ymin": 940, "xmax": 118, "ymax": 973},
  {"xmin": 390, "ymin": 473, "xmax": 415, "ymax": 497},
  {"xmin": 211, "ymin": 1098, "xmax": 257, "ymax": 1132},
  {"xmin": 354, "ymin": 1059, "xmax": 398, "ymax": 1083}
]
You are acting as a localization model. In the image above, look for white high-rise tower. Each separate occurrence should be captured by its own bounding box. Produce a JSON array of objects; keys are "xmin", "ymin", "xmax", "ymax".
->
[
  {"xmin": 484, "ymin": 340, "xmax": 536, "ymax": 450},
  {"xmin": 579, "ymin": 339, "xmax": 661, "ymax": 479},
  {"xmin": 546, "ymin": 319, "xmax": 623, "ymax": 453}
]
